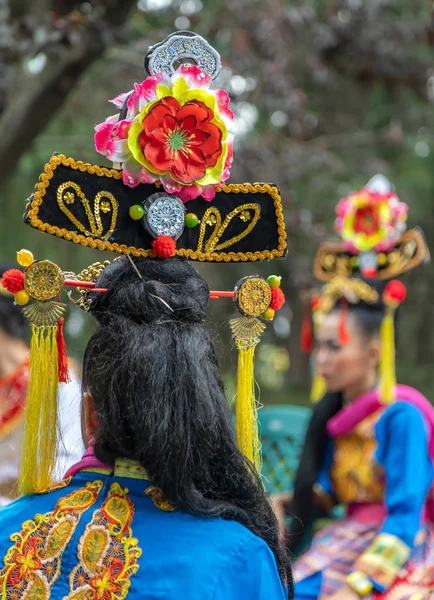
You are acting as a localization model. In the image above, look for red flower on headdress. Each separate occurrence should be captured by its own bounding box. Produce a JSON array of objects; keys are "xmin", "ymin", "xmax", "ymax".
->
[{"xmin": 138, "ymin": 97, "xmax": 223, "ymax": 185}]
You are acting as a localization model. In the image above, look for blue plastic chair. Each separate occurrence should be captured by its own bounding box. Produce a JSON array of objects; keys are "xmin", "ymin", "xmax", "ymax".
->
[{"xmin": 258, "ymin": 405, "xmax": 312, "ymax": 494}]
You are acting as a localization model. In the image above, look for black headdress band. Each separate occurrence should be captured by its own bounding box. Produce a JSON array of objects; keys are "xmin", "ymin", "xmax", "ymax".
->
[{"xmin": 24, "ymin": 154, "xmax": 287, "ymax": 263}]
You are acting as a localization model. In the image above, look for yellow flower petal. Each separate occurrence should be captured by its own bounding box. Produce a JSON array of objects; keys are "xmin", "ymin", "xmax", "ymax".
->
[
  {"xmin": 156, "ymin": 83, "xmax": 172, "ymax": 100},
  {"xmin": 171, "ymin": 77, "xmax": 189, "ymax": 103}
]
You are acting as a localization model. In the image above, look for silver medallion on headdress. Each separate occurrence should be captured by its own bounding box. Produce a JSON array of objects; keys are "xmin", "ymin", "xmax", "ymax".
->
[{"xmin": 145, "ymin": 30, "xmax": 222, "ymax": 79}]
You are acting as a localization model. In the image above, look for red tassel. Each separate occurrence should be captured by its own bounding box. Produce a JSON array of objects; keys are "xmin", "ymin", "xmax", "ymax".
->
[
  {"xmin": 56, "ymin": 318, "xmax": 70, "ymax": 383},
  {"xmin": 301, "ymin": 304, "xmax": 313, "ymax": 353},
  {"xmin": 338, "ymin": 298, "xmax": 350, "ymax": 345}
]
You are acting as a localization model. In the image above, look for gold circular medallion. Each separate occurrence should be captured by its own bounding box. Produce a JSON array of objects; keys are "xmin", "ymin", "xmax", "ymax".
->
[
  {"xmin": 24, "ymin": 260, "xmax": 64, "ymax": 301},
  {"xmin": 237, "ymin": 277, "xmax": 271, "ymax": 317}
]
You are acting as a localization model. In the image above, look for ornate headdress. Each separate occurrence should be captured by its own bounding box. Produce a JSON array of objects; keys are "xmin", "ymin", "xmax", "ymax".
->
[
  {"xmin": 2, "ymin": 32, "xmax": 287, "ymax": 494},
  {"xmin": 303, "ymin": 175, "xmax": 429, "ymax": 403}
]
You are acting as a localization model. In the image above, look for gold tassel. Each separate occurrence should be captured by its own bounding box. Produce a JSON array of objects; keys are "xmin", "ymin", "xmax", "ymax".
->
[
  {"xmin": 230, "ymin": 317, "xmax": 265, "ymax": 472},
  {"xmin": 19, "ymin": 325, "xmax": 59, "ymax": 495},
  {"xmin": 310, "ymin": 369, "xmax": 327, "ymax": 403},
  {"xmin": 310, "ymin": 308, "xmax": 326, "ymax": 403},
  {"xmin": 379, "ymin": 307, "xmax": 396, "ymax": 404}
]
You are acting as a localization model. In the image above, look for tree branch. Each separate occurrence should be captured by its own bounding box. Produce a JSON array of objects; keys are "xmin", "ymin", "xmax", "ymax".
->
[{"xmin": 0, "ymin": 0, "xmax": 137, "ymax": 188}]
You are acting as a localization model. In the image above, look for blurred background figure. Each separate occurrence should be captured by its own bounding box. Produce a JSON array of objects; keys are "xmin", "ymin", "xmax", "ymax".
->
[
  {"xmin": 0, "ymin": 266, "xmax": 29, "ymax": 505},
  {"xmin": 0, "ymin": 265, "xmax": 84, "ymax": 506},
  {"xmin": 273, "ymin": 178, "xmax": 434, "ymax": 599}
]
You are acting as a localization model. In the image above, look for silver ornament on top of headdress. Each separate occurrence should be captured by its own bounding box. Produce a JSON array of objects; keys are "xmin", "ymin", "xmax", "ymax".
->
[
  {"xmin": 144, "ymin": 30, "xmax": 222, "ymax": 80},
  {"xmin": 364, "ymin": 174, "xmax": 395, "ymax": 195}
]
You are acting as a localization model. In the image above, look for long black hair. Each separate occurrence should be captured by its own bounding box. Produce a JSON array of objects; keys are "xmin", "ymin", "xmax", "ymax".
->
[
  {"xmin": 288, "ymin": 283, "xmax": 387, "ymax": 555},
  {"xmin": 82, "ymin": 256, "xmax": 293, "ymax": 596}
]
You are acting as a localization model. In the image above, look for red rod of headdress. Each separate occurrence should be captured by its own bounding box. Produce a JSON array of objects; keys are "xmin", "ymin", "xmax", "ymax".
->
[{"xmin": 64, "ymin": 279, "xmax": 236, "ymax": 299}]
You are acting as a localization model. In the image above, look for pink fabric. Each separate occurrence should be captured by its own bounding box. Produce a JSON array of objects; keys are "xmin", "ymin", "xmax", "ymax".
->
[
  {"xmin": 64, "ymin": 439, "xmax": 112, "ymax": 478},
  {"xmin": 327, "ymin": 385, "xmax": 434, "ymax": 521},
  {"xmin": 347, "ymin": 502, "xmax": 387, "ymax": 524}
]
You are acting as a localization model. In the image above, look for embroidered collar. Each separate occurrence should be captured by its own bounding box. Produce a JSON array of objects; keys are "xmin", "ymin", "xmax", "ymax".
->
[{"xmin": 64, "ymin": 441, "xmax": 150, "ymax": 481}]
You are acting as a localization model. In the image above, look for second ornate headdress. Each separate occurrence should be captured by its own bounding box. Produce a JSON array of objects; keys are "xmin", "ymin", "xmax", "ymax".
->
[{"xmin": 304, "ymin": 175, "xmax": 429, "ymax": 403}]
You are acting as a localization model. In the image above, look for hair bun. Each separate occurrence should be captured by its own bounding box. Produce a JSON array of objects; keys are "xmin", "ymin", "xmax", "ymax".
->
[{"xmin": 89, "ymin": 257, "xmax": 209, "ymax": 326}]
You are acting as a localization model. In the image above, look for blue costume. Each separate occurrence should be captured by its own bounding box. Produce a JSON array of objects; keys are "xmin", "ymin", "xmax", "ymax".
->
[
  {"xmin": 0, "ymin": 460, "xmax": 286, "ymax": 599},
  {"xmin": 294, "ymin": 390, "xmax": 434, "ymax": 599}
]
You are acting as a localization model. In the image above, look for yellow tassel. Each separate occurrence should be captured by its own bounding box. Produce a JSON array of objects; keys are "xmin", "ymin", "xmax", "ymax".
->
[
  {"xmin": 19, "ymin": 325, "xmax": 59, "ymax": 495},
  {"xmin": 310, "ymin": 369, "xmax": 327, "ymax": 403},
  {"xmin": 310, "ymin": 310, "xmax": 327, "ymax": 403},
  {"xmin": 235, "ymin": 343, "xmax": 261, "ymax": 472},
  {"xmin": 230, "ymin": 317, "xmax": 265, "ymax": 472},
  {"xmin": 379, "ymin": 307, "xmax": 396, "ymax": 404}
]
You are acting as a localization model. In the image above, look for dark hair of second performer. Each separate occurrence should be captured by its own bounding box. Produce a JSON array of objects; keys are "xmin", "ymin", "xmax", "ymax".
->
[{"xmin": 288, "ymin": 290, "xmax": 388, "ymax": 554}]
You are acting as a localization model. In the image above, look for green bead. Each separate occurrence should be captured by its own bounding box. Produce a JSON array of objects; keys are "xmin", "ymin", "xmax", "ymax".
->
[
  {"xmin": 129, "ymin": 204, "xmax": 145, "ymax": 220},
  {"xmin": 185, "ymin": 213, "xmax": 199, "ymax": 228},
  {"xmin": 266, "ymin": 275, "xmax": 281, "ymax": 289}
]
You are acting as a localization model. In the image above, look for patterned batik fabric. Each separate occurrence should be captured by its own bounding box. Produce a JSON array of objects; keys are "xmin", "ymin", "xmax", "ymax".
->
[
  {"xmin": 374, "ymin": 527, "xmax": 434, "ymax": 600},
  {"xmin": 294, "ymin": 519, "xmax": 434, "ymax": 599},
  {"xmin": 0, "ymin": 480, "xmax": 103, "ymax": 599}
]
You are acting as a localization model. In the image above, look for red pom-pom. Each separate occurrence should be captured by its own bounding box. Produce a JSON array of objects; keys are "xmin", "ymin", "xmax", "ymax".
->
[
  {"xmin": 384, "ymin": 280, "xmax": 407, "ymax": 304},
  {"xmin": 2, "ymin": 269, "xmax": 25, "ymax": 293},
  {"xmin": 152, "ymin": 235, "xmax": 176, "ymax": 258},
  {"xmin": 269, "ymin": 287, "xmax": 285, "ymax": 311}
]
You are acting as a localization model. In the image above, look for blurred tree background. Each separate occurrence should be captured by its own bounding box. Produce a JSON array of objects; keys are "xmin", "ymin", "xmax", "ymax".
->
[{"xmin": 1, "ymin": 0, "xmax": 433, "ymax": 405}]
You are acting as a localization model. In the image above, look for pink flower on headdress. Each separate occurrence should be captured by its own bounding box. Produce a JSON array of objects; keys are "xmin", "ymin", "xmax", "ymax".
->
[{"xmin": 94, "ymin": 64, "xmax": 234, "ymax": 202}]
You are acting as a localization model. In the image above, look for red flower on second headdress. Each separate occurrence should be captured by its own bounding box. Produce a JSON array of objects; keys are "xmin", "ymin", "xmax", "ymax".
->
[
  {"xmin": 353, "ymin": 205, "xmax": 380, "ymax": 236},
  {"xmin": 138, "ymin": 97, "xmax": 223, "ymax": 185}
]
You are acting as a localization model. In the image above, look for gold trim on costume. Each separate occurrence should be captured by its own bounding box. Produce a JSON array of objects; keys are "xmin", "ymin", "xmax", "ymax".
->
[{"xmin": 27, "ymin": 155, "xmax": 287, "ymax": 262}]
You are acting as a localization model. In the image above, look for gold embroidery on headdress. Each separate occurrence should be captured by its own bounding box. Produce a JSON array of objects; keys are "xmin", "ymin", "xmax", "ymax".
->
[
  {"xmin": 314, "ymin": 229, "xmax": 430, "ymax": 281},
  {"xmin": 318, "ymin": 277, "xmax": 379, "ymax": 313},
  {"xmin": 57, "ymin": 182, "xmax": 118, "ymax": 239},
  {"xmin": 197, "ymin": 203, "xmax": 261, "ymax": 253}
]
